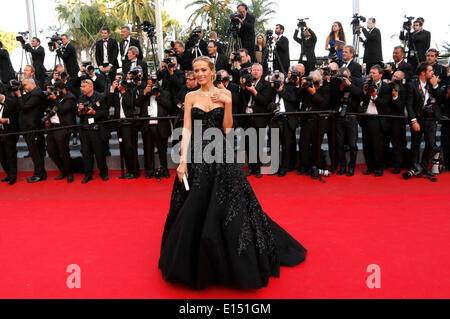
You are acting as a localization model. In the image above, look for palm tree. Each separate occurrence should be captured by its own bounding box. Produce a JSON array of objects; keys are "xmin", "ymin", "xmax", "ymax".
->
[
  {"xmin": 249, "ymin": 0, "xmax": 277, "ymax": 36},
  {"xmin": 185, "ymin": 0, "xmax": 232, "ymax": 31}
]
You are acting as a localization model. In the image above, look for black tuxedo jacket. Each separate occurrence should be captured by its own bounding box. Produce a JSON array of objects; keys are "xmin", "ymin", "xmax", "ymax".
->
[
  {"xmin": 136, "ymin": 89, "xmax": 173, "ymax": 139},
  {"xmin": 108, "ymin": 89, "xmax": 138, "ymax": 119},
  {"xmin": 393, "ymin": 60, "xmax": 414, "ymax": 82},
  {"xmin": 0, "ymin": 49, "xmax": 16, "ymax": 83},
  {"xmin": 122, "ymin": 59, "xmax": 148, "ymax": 90},
  {"xmin": 433, "ymin": 63, "xmax": 448, "ymax": 86},
  {"xmin": 362, "ymin": 82, "xmax": 391, "ymax": 115},
  {"xmin": 24, "ymin": 44, "xmax": 46, "ymax": 76},
  {"xmin": 301, "ymin": 85, "xmax": 331, "ymax": 112},
  {"xmin": 240, "ymin": 79, "xmax": 274, "ymax": 128},
  {"xmin": 18, "ymin": 87, "xmax": 45, "ymax": 130},
  {"xmin": 119, "ymin": 37, "xmax": 143, "ymax": 61},
  {"xmin": 400, "ymin": 30, "xmax": 430, "ymax": 64},
  {"xmin": 362, "ymin": 27, "xmax": 383, "ymax": 64},
  {"xmin": 57, "ymin": 43, "xmax": 79, "ymax": 77},
  {"xmin": 276, "ymin": 83, "xmax": 301, "ymax": 131},
  {"xmin": 293, "ymin": 28, "xmax": 317, "ymax": 64},
  {"xmin": 273, "ymin": 35, "xmax": 290, "ymax": 74},
  {"xmin": 238, "ymin": 13, "xmax": 256, "ymax": 57},
  {"xmin": 345, "ymin": 60, "xmax": 363, "ymax": 80},
  {"xmin": 389, "ymin": 84, "xmax": 407, "ymax": 116},
  {"xmin": 95, "ymin": 38, "xmax": 119, "ymax": 69},
  {"xmin": 406, "ymin": 79, "xmax": 442, "ymax": 121},
  {"xmin": 157, "ymin": 68, "xmax": 185, "ymax": 104},
  {"xmin": 0, "ymin": 95, "xmax": 19, "ymax": 133},
  {"xmin": 211, "ymin": 53, "xmax": 228, "ymax": 72},
  {"xmin": 49, "ymin": 91, "xmax": 77, "ymax": 126},
  {"xmin": 78, "ymin": 91, "xmax": 109, "ymax": 125}
]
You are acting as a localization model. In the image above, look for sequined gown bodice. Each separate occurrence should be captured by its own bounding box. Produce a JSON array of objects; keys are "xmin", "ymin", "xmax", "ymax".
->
[{"xmin": 158, "ymin": 106, "xmax": 306, "ymax": 290}]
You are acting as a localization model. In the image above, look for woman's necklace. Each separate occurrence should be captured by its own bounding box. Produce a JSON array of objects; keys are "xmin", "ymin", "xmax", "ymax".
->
[{"xmin": 198, "ymin": 89, "xmax": 216, "ymax": 97}]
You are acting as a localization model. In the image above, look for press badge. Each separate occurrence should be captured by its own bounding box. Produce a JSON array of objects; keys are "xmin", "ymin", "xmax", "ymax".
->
[
  {"xmin": 88, "ymin": 117, "xmax": 95, "ymax": 124},
  {"xmin": 148, "ymin": 106, "xmax": 158, "ymax": 125}
]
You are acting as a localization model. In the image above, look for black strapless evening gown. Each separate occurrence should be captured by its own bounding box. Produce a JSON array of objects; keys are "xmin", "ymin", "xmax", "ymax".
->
[{"xmin": 159, "ymin": 107, "xmax": 307, "ymax": 290}]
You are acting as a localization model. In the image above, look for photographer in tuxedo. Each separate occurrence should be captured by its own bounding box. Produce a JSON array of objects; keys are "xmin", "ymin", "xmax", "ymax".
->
[
  {"xmin": 22, "ymin": 36, "xmax": 47, "ymax": 89},
  {"xmin": 54, "ymin": 34, "xmax": 79, "ymax": 79},
  {"xmin": 136, "ymin": 77, "xmax": 173, "ymax": 180},
  {"xmin": 268, "ymin": 71, "xmax": 299, "ymax": 177},
  {"xmin": 14, "ymin": 78, "xmax": 47, "ymax": 183},
  {"xmin": 95, "ymin": 27, "xmax": 119, "ymax": 86},
  {"xmin": 361, "ymin": 18, "xmax": 383, "ymax": 74},
  {"xmin": 108, "ymin": 75, "xmax": 140, "ymax": 179},
  {"xmin": 43, "ymin": 80, "xmax": 76, "ymax": 183},
  {"xmin": 385, "ymin": 71, "xmax": 408, "ymax": 174},
  {"xmin": 208, "ymin": 41, "xmax": 228, "ymax": 72},
  {"xmin": 208, "ymin": 31, "xmax": 224, "ymax": 54},
  {"xmin": 334, "ymin": 67, "xmax": 363, "ymax": 177},
  {"xmin": 407, "ymin": 62, "xmax": 442, "ymax": 176},
  {"xmin": 119, "ymin": 26, "xmax": 143, "ymax": 64},
  {"xmin": 229, "ymin": 49, "xmax": 253, "ymax": 85},
  {"xmin": 400, "ymin": 19, "xmax": 431, "ymax": 72},
  {"xmin": 123, "ymin": 46, "xmax": 148, "ymax": 90},
  {"xmin": 384, "ymin": 46, "xmax": 414, "ymax": 82},
  {"xmin": 77, "ymin": 79, "xmax": 109, "ymax": 184},
  {"xmin": 297, "ymin": 70, "xmax": 331, "ymax": 174},
  {"xmin": 0, "ymin": 92, "xmax": 19, "ymax": 185},
  {"xmin": 240, "ymin": 63, "xmax": 274, "ymax": 178},
  {"xmin": 170, "ymin": 41, "xmax": 194, "ymax": 72},
  {"xmin": 360, "ymin": 65, "xmax": 391, "ymax": 177},
  {"xmin": 273, "ymin": 24, "xmax": 290, "ymax": 75},
  {"xmin": 185, "ymin": 27, "xmax": 208, "ymax": 58},
  {"xmin": 157, "ymin": 56, "xmax": 185, "ymax": 106},
  {"xmin": 293, "ymin": 22, "xmax": 317, "ymax": 75},
  {"xmin": 237, "ymin": 3, "xmax": 256, "ymax": 62},
  {"xmin": 0, "ymin": 41, "xmax": 16, "ymax": 84}
]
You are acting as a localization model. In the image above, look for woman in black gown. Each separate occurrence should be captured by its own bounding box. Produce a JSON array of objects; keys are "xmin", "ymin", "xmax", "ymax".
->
[{"xmin": 159, "ymin": 57, "xmax": 307, "ymax": 290}]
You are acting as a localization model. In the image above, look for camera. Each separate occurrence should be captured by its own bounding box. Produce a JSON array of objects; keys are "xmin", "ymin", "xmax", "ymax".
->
[
  {"xmin": 271, "ymin": 71, "xmax": 283, "ymax": 90},
  {"xmin": 328, "ymin": 46, "xmax": 339, "ymax": 64},
  {"xmin": 330, "ymin": 74, "xmax": 350, "ymax": 85},
  {"xmin": 268, "ymin": 102, "xmax": 284, "ymax": 119},
  {"xmin": 190, "ymin": 29, "xmax": 202, "ymax": 42},
  {"xmin": 297, "ymin": 18, "xmax": 308, "ymax": 29},
  {"xmin": 150, "ymin": 84, "xmax": 161, "ymax": 96},
  {"xmin": 266, "ymin": 29, "xmax": 274, "ymax": 46},
  {"xmin": 421, "ymin": 97, "xmax": 437, "ymax": 118},
  {"xmin": 363, "ymin": 75, "xmax": 377, "ymax": 94},
  {"xmin": 41, "ymin": 106, "xmax": 59, "ymax": 123},
  {"xmin": 214, "ymin": 73, "xmax": 223, "ymax": 86},
  {"xmin": 338, "ymin": 91, "xmax": 351, "ymax": 117},
  {"xmin": 390, "ymin": 78, "xmax": 405, "ymax": 92},
  {"xmin": 403, "ymin": 164, "xmax": 423, "ymax": 180},
  {"xmin": 321, "ymin": 67, "xmax": 331, "ymax": 76},
  {"xmin": 141, "ymin": 21, "xmax": 156, "ymax": 38},
  {"xmin": 9, "ymin": 80, "xmax": 23, "ymax": 92},
  {"xmin": 129, "ymin": 68, "xmax": 142, "ymax": 84},
  {"xmin": 232, "ymin": 51, "xmax": 242, "ymax": 63},
  {"xmin": 163, "ymin": 57, "xmax": 175, "ymax": 69},
  {"xmin": 240, "ymin": 67, "xmax": 253, "ymax": 87},
  {"xmin": 310, "ymin": 166, "xmax": 332, "ymax": 180},
  {"xmin": 290, "ymin": 70, "xmax": 300, "ymax": 84},
  {"xmin": 42, "ymin": 85, "xmax": 62, "ymax": 98},
  {"xmin": 82, "ymin": 61, "xmax": 96, "ymax": 74},
  {"xmin": 16, "ymin": 31, "xmax": 29, "ymax": 45},
  {"xmin": 58, "ymin": 71, "xmax": 68, "ymax": 80},
  {"xmin": 403, "ymin": 16, "xmax": 415, "ymax": 31},
  {"xmin": 79, "ymin": 101, "xmax": 94, "ymax": 114},
  {"xmin": 164, "ymin": 41, "xmax": 176, "ymax": 56},
  {"xmin": 48, "ymin": 32, "xmax": 63, "ymax": 50},
  {"xmin": 351, "ymin": 13, "xmax": 366, "ymax": 34},
  {"xmin": 302, "ymin": 76, "xmax": 314, "ymax": 89}
]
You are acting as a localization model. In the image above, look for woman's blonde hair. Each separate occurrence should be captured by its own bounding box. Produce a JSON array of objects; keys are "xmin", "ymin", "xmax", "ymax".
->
[
  {"xmin": 192, "ymin": 56, "xmax": 216, "ymax": 81},
  {"xmin": 256, "ymin": 34, "xmax": 266, "ymax": 47}
]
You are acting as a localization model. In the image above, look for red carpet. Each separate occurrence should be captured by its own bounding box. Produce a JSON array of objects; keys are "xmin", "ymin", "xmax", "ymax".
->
[{"xmin": 1, "ymin": 167, "xmax": 449, "ymax": 299}]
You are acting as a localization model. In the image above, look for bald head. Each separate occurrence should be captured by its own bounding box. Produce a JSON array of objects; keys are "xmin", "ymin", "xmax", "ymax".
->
[
  {"xmin": 294, "ymin": 64, "xmax": 305, "ymax": 76},
  {"xmin": 22, "ymin": 77, "xmax": 36, "ymax": 93}
]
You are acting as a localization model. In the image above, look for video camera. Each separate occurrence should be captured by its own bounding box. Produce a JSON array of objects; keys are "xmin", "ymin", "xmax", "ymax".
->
[
  {"xmin": 16, "ymin": 31, "xmax": 29, "ymax": 45},
  {"xmin": 297, "ymin": 18, "xmax": 309, "ymax": 29},
  {"xmin": 48, "ymin": 32, "xmax": 63, "ymax": 50},
  {"xmin": 240, "ymin": 67, "xmax": 253, "ymax": 87},
  {"xmin": 141, "ymin": 21, "xmax": 156, "ymax": 38},
  {"xmin": 403, "ymin": 16, "xmax": 415, "ymax": 31},
  {"xmin": 351, "ymin": 13, "xmax": 366, "ymax": 35}
]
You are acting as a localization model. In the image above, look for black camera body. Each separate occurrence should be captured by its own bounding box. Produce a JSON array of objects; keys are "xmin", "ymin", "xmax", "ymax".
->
[
  {"xmin": 290, "ymin": 70, "xmax": 300, "ymax": 84},
  {"xmin": 240, "ymin": 68, "xmax": 253, "ymax": 87},
  {"xmin": 9, "ymin": 80, "xmax": 23, "ymax": 92},
  {"xmin": 330, "ymin": 74, "xmax": 350, "ymax": 85},
  {"xmin": 141, "ymin": 21, "xmax": 156, "ymax": 38},
  {"xmin": 338, "ymin": 91, "xmax": 351, "ymax": 117},
  {"xmin": 42, "ymin": 85, "xmax": 64, "ymax": 98},
  {"xmin": 302, "ymin": 76, "xmax": 314, "ymax": 89},
  {"xmin": 403, "ymin": 16, "xmax": 415, "ymax": 31},
  {"xmin": 214, "ymin": 73, "xmax": 223, "ymax": 86},
  {"xmin": 271, "ymin": 71, "xmax": 283, "ymax": 90},
  {"xmin": 232, "ymin": 51, "xmax": 242, "ymax": 63},
  {"xmin": 79, "ymin": 101, "xmax": 94, "ymax": 114},
  {"xmin": 163, "ymin": 57, "xmax": 175, "ymax": 69},
  {"xmin": 351, "ymin": 14, "xmax": 366, "ymax": 34},
  {"xmin": 421, "ymin": 97, "xmax": 438, "ymax": 118},
  {"xmin": 41, "ymin": 106, "xmax": 59, "ymax": 123},
  {"xmin": 364, "ymin": 75, "xmax": 377, "ymax": 94},
  {"xmin": 16, "ymin": 31, "xmax": 29, "ymax": 45},
  {"xmin": 82, "ymin": 61, "xmax": 96, "ymax": 74},
  {"xmin": 48, "ymin": 32, "xmax": 63, "ymax": 50},
  {"xmin": 297, "ymin": 18, "xmax": 308, "ymax": 29}
]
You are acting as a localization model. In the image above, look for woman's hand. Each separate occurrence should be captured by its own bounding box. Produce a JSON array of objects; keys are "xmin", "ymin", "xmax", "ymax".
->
[
  {"xmin": 177, "ymin": 162, "xmax": 188, "ymax": 183},
  {"xmin": 211, "ymin": 89, "xmax": 231, "ymax": 105}
]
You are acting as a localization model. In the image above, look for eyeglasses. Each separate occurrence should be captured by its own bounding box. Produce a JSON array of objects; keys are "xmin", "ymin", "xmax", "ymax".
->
[{"xmin": 187, "ymin": 78, "xmax": 195, "ymax": 81}]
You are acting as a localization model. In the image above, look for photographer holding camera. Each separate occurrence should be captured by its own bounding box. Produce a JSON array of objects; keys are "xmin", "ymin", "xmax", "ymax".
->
[
  {"xmin": 385, "ymin": 70, "xmax": 408, "ymax": 174},
  {"xmin": 185, "ymin": 27, "xmax": 208, "ymax": 58},
  {"xmin": 157, "ymin": 56, "xmax": 185, "ymax": 105},
  {"xmin": 215, "ymin": 69, "xmax": 242, "ymax": 128},
  {"xmin": 14, "ymin": 78, "xmax": 47, "ymax": 183},
  {"xmin": 236, "ymin": 3, "xmax": 256, "ymax": 62},
  {"xmin": 361, "ymin": 18, "xmax": 383, "ymax": 74},
  {"xmin": 21, "ymin": 36, "xmax": 47, "ymax": 89},
  {"xmin": 400, "ymin": 18, "xmax": 431, "ymax": 72},
  {"xmin": 0, "ymin": 41, "xmax": 16, "ymax": 84},
  {"xmin": 123, "ymin": 46, "xmax": 148, "ymax": 90},
  {"xmin": 95, "ymin": 27, "xmax": 119, "ymax": 85},
  {"xmin": 360, "ymin": 65, "xmax": 391, "ymax": 177},
  {"xmin": 43, "ymin": 80, "xmax": 76, "ymax": 183},
  {"xmin": 168, "ymin": 40, "xmax": 194, "ymax": 72},
  {"xmin": 406, "ymin": 62, "xmax": 442, "ymax": 177},
  {"xmin": 240, "ymin": 63, "xmax": 273, "ymax": 178},
  {"xmin": 333, "ymin": 67, "xmax": 363, "ymax": 176},
  {"xmin": 77, "ymin": 62, "xmax": 106, "ymax": 93},
  {"xmin": 297, "ymin": 70, "xmax": 331, "ymax": 175},
  {"xmin": 293, "ymin": 20, "xmax": 317, "ymax": 75},
  {"xmin": 77, "ymin": 79, "xmax": 109, "ymax": 183},
  {"xmin": 109, "ymin": 74, "xmax": 140, "ymax": 179},
  {"xmin": 54, "ymin": 34, "xmax": 79, "ymax": 79},
  {"xmin": 229, "ymin": 49, "xmax": 252, "ymax": 85},
  {"xmin": 269, "ymin": 71, "xmax": 300, "ymax": 177},
  {"xmin": 0, "ymin": 91, "xmax": 19, "ymax": 185},
  {"xmin": 136, "ymin": 77, "xmax": 173, "ymax": 180}
]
